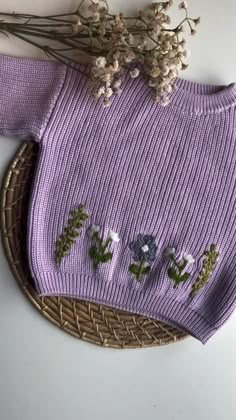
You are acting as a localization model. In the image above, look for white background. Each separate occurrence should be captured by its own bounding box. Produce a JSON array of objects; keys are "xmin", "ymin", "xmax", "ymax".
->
[{"xmin": 0, "ymin": 1, "xmax": 235, "ymax": 420}]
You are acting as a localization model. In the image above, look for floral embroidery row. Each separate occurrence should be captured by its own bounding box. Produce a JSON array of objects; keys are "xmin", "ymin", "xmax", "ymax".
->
[{"xmin": 55, "ymin": 204, "xmax": 220, "ymax": 298}]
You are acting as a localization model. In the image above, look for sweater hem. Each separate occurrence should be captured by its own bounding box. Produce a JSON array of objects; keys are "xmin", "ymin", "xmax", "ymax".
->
[{"xmin": 34, "ymin": 271, "xmax": 217, "ymax": 344}]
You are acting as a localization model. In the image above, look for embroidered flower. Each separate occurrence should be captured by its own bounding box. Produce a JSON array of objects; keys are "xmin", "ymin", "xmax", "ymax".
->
[
  {"xmin": 164, "ymin": 247, "xmax": 176, "ymax": 257},
  {"xmin": 128, "ymin": 234, "xmax": 158, "ymax": 281},
  {"xmin": 164, "ymin": 247, "xmax": 195, "ymax": 287},
  {"xmin": 88, "ymin": 225, "xmax": 120, "ymax": 269},
  {"xmin": 89, "ymin": 224, "xmax": 100, "ymax": 236},
  {"xmin": 108, "ymin": 229, "xmax": 120, "ymax": 242},
  {"xmin": 182, "ymin": 253, "xmax": 195, "ymax": 265},
  {"xmin": 190, "ymin": 244, "xmax": 219, "ymax": 298}
]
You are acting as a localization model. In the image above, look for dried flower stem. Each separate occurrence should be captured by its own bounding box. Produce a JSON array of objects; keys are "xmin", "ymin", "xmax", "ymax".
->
[{"xmin": 0, "ymin": 1, "xmax": 200, "ymax": 106}]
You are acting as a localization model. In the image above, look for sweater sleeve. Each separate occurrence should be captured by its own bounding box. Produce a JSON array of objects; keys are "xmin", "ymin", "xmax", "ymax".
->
[{"xmin": 0, "ymin": 53, "xmax": 66, "ymax": 142}]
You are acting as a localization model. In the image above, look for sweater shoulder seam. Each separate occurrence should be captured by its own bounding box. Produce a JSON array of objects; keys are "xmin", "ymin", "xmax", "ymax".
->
[{"xmin": 38, "ymin": 63, "xmax": 68, "ymax": 142}]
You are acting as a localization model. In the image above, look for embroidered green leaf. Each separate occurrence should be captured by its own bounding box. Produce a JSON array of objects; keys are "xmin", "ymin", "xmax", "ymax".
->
[
  {"xmin": 55, "ymin": 203, "xmax": 89, "ymax": 265},
  {"xmin": 142, "ymin": 266, "xmax": 151, "ymax": 274},
  {"xmin": 128, "ymin": 261, "xmax": 151, "ymax": 281},
  {"xmin": 190, "ymin": 243, "xmax": 219, "ymax": 298},
  {"xmin": 168, "ymin": 267, "xmax": 179, "ymax": 281},
  {"xmin": 100, "ymin": 252, "xmax": 113, "ymax": 262},
  {"xmin": 129, "ymin": 264, "xmax": 140, "ymax": 275},
  {"xmin": 89, "ymin": 245, "xmax": 100, "ymax": 259}
]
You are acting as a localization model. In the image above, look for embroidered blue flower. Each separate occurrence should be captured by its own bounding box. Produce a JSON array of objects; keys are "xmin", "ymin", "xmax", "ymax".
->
[{"xmin": 128, "ymin": 234, "xmax": 158, "ymax": 280}]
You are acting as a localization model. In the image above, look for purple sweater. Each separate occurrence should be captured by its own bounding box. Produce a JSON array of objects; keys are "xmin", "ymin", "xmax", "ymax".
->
[{"xmin": 1, "ymin": 53, "xmax": 236, "ymax": 344}]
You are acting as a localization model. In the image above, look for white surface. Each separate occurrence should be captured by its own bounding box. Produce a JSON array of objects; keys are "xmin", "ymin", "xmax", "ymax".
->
[{"xmin": 0, "ymin": 1, "xmax": 235, "ymax": 420}]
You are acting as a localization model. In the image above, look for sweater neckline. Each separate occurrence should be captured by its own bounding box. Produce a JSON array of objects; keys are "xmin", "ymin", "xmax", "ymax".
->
[
  {"xmin": 69, "ymin": 60, "xmax": 236, "ymax": 116},
  {"xmin": 167, "ymin": 77, "xmax": 236, "ymax": 115}
]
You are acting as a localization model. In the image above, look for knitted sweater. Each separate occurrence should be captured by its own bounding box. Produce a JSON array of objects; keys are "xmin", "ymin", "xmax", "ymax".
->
[{"xmin": 1, "ymin": 53, "xmax": 236, "ymax": 344}]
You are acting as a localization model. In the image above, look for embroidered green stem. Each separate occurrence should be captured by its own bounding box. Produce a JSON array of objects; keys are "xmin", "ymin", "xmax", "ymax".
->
[
  {"xmin": 55, "ymin": 203, "xmax": 89, "ymax": 265},
  {"xmin": 89, "ymin": 226, "xmax": 120, "ymax": 269},
  {"xmin": 190, "ymin": 243, "xmax": 219, "ymax": 298},
  {"xmin": 129, "ymin": 256, "xmax": 151, "ymax": 281}
]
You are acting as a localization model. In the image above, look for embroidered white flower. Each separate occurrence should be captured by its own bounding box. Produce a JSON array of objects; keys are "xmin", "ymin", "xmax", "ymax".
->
[
  {"xmin": 130, "ymin": 68, "xmax": 140, "ymax": 78},
  {"xmin": 89, "ymin": 224, "xmax": 100, "ymax": 236},
  {"xmin": 182, "ymin": 253, "xmax": 195, "ymax": 264},
  {"xmin": 95, "ymin": 56, "xmax": 107, "ymax": 68},
  {"xmin": 108, "ymin": 229, "xmax": 120, "ymax": 242},
  {"xmin": 141, "ymin": 244, "xmax": 149, "ymax": 253},
  {"xmin": 164, "ymin": 247, "xmax": 176, "ymax": 257}
]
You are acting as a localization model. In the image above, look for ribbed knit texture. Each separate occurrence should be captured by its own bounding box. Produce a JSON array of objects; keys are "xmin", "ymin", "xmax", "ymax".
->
[{"xmin": 1, "ymin": 53, "xmax": 236, "ymax": 344}]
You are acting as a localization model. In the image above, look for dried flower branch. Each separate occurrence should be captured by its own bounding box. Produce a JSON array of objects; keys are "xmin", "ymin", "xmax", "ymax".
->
[
  {"xmin": 55, "ymin": 203, "xmax": 90, "ymax": 265},
  {"xmin": 0, "ymin": 1, "xmax": 200, "ymax": 107}
]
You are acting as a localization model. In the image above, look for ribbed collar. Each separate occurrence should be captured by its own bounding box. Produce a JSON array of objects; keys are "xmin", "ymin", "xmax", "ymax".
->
[{"xmin": 168, "ymin": 77, "xmax": 236, "ymax": 115}]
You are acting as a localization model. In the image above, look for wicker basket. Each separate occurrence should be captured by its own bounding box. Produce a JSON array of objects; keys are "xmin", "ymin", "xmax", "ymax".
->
[{"xmin": 0, "ymin": 141, "xmax": 188, "ymax": 348}]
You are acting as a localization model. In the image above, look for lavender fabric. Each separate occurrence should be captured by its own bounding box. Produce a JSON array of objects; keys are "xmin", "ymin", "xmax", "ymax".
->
[{"xmin": 1, "ymin": 53, "xmax": 236, "ymax": 344}]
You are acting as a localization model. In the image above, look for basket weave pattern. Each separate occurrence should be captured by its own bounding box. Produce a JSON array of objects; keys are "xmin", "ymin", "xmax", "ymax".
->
[{"xmin": 0, "ymin": 141, "xmax": 188, "ymax": 348}]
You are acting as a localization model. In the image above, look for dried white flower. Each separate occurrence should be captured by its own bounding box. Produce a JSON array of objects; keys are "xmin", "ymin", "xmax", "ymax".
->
[
  {"xmin": 112, "ymin": 59, "xmax": 119, "ymax": 71},
  {"xmin": 179, "ymin": 1, "xmax": 188, "ymax": 9},
  {"xmin": 183, "ymin": 49, "xmax": 191, "ymax": 58},
  {"xmin": 69, "ymin": 0, "xmax": 200, "ymax": 108},
  {"xmin": 162, "ymin": 66, "xmax": 169, "ymax": 76},
  {"xmin": 193, "ymin": 17, "xmax": 201, "ymax": 26},
  {"xmin": 114, "ymin": 87, "xmax": 122, "ymax": 96},
  {"xmin": 124, "ymin": 50, "xmax": 136, "ymax": 63},
  {"xmin": 149, "ymin": 78, "xmax": 158, "ymax": 87},
  {"xmin": 103, "ymin": 99, "xmax": 112, "ymax": 108},
  {"xmin": 101, "ymin": 73, "xmax": 112, "ymax": 82},
  {"xmin": 92, "ymin": 11, "xmax": 100, "ymax": 22},
  {"xmin": 113, "ymin": 78, "xmax": 122, "ymax": 88},
  {"xmin": 128, "ymin": 33, "xmax": 134, "ymax": 45},
  {"xmin": 161, "ymin": 97, "xmax": 171, "ymax": 107},
  {"xmin": 95, "ymin": 56, "xmax": 107, "ymax": 68},
  {"xmin": 108, "ymin": 229, "xmax": 120, "ymax": 242},
  {"xmin": 95, "ymin": 86, "xmax": 105, "ymax": 98},
  {"xmin": 105, "ymin": 87, "xmax": 113, "ymax": 98},
  {"xmin": 150, "ymin": 66, "xmax": 161, "ymax": 78},
  {"xmin": 165, "ymin": 84, "xmax": 173, "ymax": 93},
  {"xmin": 130, "ymin": 68, "xmax": 140, "ymax": 78}
]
